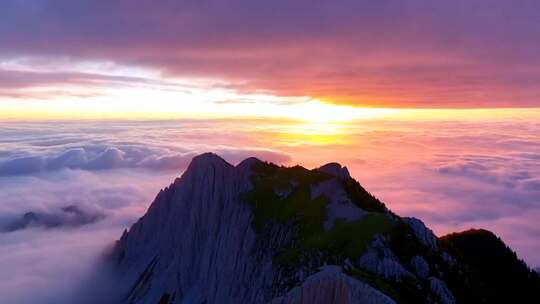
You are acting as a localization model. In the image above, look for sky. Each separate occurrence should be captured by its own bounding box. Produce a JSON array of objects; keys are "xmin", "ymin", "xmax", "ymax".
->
[
  {"xmin": 1, "ymin": 0, "xmax": 540, "ymax": 118},
  {"xmin": 0, "ymin": 1, "xmax": 540, "ymax": 303}
]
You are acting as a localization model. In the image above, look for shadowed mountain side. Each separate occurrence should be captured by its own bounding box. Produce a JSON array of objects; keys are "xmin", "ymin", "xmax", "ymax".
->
[{"xmin": 438, "ymin": 229, "xmax": 540, "ymax": 303}]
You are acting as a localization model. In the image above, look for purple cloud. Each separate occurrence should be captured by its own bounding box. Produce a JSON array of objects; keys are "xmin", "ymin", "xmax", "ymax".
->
[{"xmin": 1, "ymin": 1, "xmax": 540, "ymax": 107}]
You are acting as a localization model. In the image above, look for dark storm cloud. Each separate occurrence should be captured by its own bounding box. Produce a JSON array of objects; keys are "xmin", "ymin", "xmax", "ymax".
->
[{"xmin": 1, "ymin": 0, "xmax": 540, "ymax": 107}]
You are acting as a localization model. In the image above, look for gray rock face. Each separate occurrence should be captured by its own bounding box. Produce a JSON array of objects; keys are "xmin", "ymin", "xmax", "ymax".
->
[
  {"xmin": 310, "ymin": 178, "xmax": 364, "ymax": 230},
  {"xmin": 358, "ymin": 235, "xmax": 414, "ymax": 280},
  {"xmin": 403, "ymin": 217, "xmax": 438, "ymax": 251},
  {"xmin": 115, "ymin": 153, "xmax": 280, "ymax": 304},
  {"xmin": 440, "ymin": 252, "xmax": 457, "ymax": 269},
  {"xmin": 410, "ymin": 256, "xmax": 430, "ymax": 279},
  {"xmin": 429, "ymin": 277, "xmax": 455, "ymax": 304},
  {"xmin": 271, "ymin": 266, "xmax": 396, "ymax": 304}
]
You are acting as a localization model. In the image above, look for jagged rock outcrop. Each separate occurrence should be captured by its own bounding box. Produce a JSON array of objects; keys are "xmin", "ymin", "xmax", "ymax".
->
[
  {"xmin": 402, "ymin": 217, "xmax": 438, "ymax": 251},
  {"xmin": 110, "ymin": 153, "xmax": 539, "ymax": 304},
  {"xmin": 428, "ymin": 278, "xmax": 455, "ymax": 304},
  {"xmin": 271, "ymin": 266, "xmax": 396, "ymax": 304},
  {"xmin": 317, "ymin": 163, "xmax": 350, "ymax": 181},
  {"xmin": 358, "ymin": 235, "xmax": 414, "ymax": 280},
  {"xmin": 410, "ymin": 256, "xmax": 430, "ymax": 279},
  {"xmin": 115, "ymin": 154, "xmax": 278, "ymax": 303},
  {"xmin": 310, "ymin": 178, "xmax": 364, "ymax": 230}
]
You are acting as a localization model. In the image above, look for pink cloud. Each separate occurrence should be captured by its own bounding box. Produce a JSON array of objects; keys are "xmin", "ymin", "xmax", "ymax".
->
[{"xmin": 1, "ymin": 1, "xmax": 540, "ymax": 107}]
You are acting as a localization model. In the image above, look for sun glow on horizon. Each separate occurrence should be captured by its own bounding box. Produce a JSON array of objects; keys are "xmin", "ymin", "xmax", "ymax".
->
[
  {"xmin": 2, "ymin": 57, "xmax": 539, "ymax": 123},
  {"xmin": 0, "ymin": 85, "xmax": 399, "ymax": 122},
  {"xmin": 2, "ymin": 95, "xmax": 540, "ymax": 124},
  {"xmin": 283, "ymin": 100, "xmax": 398, "ymax": 123}
]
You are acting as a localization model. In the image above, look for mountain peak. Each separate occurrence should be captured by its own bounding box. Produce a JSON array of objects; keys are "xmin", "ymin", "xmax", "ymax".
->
[
  {"xmin": 185, "ymin": 153, "xmax": 267, "ymax": 175},
  {"xmin": 237, "ymin": 156, "xmax": 263, "ymax": 170},
  {"xmin": 190, "ymin": 152, "xmax": 231, "ymax": 167},
  {"xmin": 181, "ymin": 152, "xmax": 233, "ymax": 176},
  {"xmin": 318, "ymin": 162, "xmax": 350, "ymax": 180}
]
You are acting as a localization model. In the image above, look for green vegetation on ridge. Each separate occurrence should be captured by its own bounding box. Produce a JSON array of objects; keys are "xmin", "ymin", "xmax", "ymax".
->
[
  {"xmin": 242, "ymin": 161, "xmax": 397, "ymax": 264},
  {"xmin": 242, "ymin": 162, "xmax": 331, "ymax": 234},
  {"xmin": 303, "ymin": 214, "xmax": 395, "ymax": 258}
]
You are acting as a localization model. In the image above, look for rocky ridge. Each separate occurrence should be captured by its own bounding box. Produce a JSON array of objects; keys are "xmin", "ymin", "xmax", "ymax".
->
[{"xmin": 111, "ymin": 153, "xmax": 540, "ymax": 304}]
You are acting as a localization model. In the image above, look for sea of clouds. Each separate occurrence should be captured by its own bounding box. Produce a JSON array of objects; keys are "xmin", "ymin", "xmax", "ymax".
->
[{"xmin": 0, "ymin": 118, "xmax": 538, "ymax": 303}]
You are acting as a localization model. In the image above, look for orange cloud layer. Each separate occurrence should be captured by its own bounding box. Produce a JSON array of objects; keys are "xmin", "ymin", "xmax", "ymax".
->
[{"xmin": 1, "ymin": 1, "xmax": 540, "ymax": 107}]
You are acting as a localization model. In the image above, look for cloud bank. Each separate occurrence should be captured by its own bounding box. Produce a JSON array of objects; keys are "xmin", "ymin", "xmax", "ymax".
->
[
  {"xmin": 0, "ymin": 146, "xmax": 291, "ymax": 175},
  {"xmin": 0, "ymin": 118, "xmax": 539, "ymax": 303},
  {"xmin": 0, "ymin": 130, "xmax": 292, "ymax": 176},
  {"xmin": 0, "ymin": 147, "xmax": 193, "ymax": 175}
]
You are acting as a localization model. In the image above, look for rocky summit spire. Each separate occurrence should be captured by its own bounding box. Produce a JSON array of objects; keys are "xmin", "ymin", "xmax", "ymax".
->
[
  {"xmin": 317, "ymin": 162, "xmax": 350, "ymax": 180},
  {"xmin": 110, "ymin": 153, "xmax": 540, "ymax": 304}
]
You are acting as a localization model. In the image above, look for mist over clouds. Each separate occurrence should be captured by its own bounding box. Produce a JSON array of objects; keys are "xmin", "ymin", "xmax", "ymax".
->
[
  {"xmin": 0, "ymin": 118, "xmax": 539, "ymax": 303},
  {"xmin": 0, "ymin": 169, "xmax": 163, "ymax": 303}
]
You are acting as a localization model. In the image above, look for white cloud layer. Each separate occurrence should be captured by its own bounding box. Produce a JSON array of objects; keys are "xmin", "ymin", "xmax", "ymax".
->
[{"xmin": 0, "ymin": 118, "xmax": 538, "ymax": 302}]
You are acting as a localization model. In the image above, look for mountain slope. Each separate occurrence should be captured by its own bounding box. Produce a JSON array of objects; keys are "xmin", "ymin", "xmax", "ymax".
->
[
  {"xmin": 110, "ymin": 153, "xmax": 539, "ymax": 304},
  {"xmin": 439, "ymin": 229, "xmax": 540, "ymax": 303}
]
